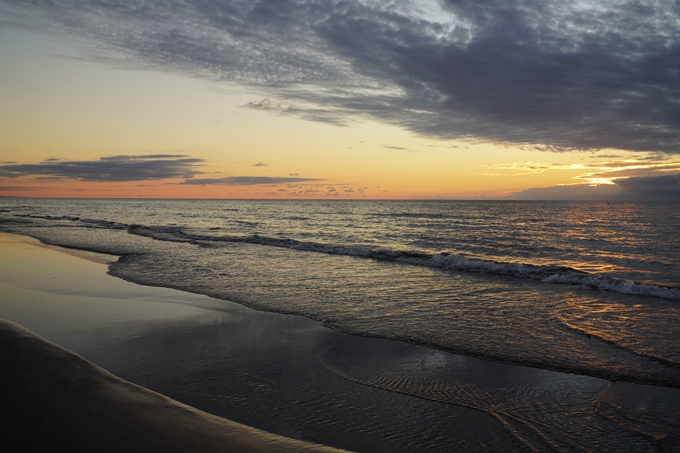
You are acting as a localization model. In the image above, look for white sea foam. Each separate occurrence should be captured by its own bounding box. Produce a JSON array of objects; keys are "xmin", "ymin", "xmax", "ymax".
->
[{"xmin": 124, "ymin": 226, "xmax": 680, "ymax": 301}]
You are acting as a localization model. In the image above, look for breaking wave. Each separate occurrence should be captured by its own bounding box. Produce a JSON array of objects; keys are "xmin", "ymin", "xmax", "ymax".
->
[
  {"xmin": 3, "ymin": 211, "xmax": 679, "ymax": 301},
  {"xmin": 124, "ymin": 224, "xmax": 680, "ymax": 301}
]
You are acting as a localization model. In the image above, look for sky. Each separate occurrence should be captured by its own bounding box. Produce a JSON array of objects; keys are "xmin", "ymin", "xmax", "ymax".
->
[{"xmin": 1, "ymin": 0, "xmax": 679, "ymax": 199}]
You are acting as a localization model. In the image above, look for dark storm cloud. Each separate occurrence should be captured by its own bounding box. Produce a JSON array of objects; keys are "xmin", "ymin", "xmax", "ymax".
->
[
  {"xmin": 0, "ymin": 155, "xmax": 204, "ymax": 181},
  {"xmin": 507, "ymin": 173, "xmax": 680, "ymax": 200},
  {"xmin": 181, "ymin": 176, "xmax": 324, "ymax": 185},
  {"xmin": 2, "ymin": 0, "xmax": 680, "ymax": 152}
]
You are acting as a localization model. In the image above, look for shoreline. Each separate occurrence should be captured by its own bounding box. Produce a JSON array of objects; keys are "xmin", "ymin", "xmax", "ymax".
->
[
  {"xmin": 3, "ymin": 231, "xmax": 679, "ymax": 452},
  {"xmin": 0, "ymin": 232, "xmax": 516, "ymax": 451},
  {"xmin": 0, "ymin": 232, "xmax": 349, "ymax": 452},
  {"xmin": 0, "ymin": 231, "xmax": 525, "ymax": 451}
]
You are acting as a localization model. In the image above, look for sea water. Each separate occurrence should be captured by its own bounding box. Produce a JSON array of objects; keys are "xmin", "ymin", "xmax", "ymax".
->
[{"xmin": 1, "ymin": 199, "xmax": 679, "ymax": 451}]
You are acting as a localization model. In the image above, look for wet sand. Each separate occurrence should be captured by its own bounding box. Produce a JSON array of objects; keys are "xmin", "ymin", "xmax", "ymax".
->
[
  {"xmin": 0, "ymin": 234, "xmax": 352, "ymax": 452},
  {"xmin": 0, "ymin": 319, "xmax": 346, "ymax": 453},
  {"xmin": 2, "ymin": 232, "xmax": 678, "ymax": 452},
  {"xmin": 0, "ymin": 232, "xmax": 526, "ymax": 452}
]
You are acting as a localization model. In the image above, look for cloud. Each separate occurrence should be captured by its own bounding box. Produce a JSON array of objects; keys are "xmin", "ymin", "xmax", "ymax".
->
[
  {"xmin": 591, "ymin": 154, "xmax": 624, "ymax": 159},
  {"xmin": 615, "ymin": 173, "xmax": 680, "ymax": 199},
  {"xmin": 243, "ymin": 98, "xmax": 287, "ymax": 112},
  {"xmin": 505, "ymin": 184, "xmax": 621, "ymax": 200},
  {"xmin": 181, "ymin": 176, "xmax": 324, "ymax": 185},
  {"xmin": 2, "ymin": 1, "xmax": 679, "ymax": 153},
  {"xmin": 0, "ymin": 185, "xmax": 45, "ymax": 191},
  {"xmin": 256, "ymin": 182, "xmax": 368, "ymax": 198},
  {"xmin": 484, "ymin": 153, "xmax": 680, "ymax": 184},
  {"xmin": 484, "ymin": 161, "xmax": 580, "ymax": 176},
  {"xmin": 506, "ymin": 173, "xmax": 680, "ymax": 200},
  {"xmin": 585, "ymin": 164, "xmax": 680, "ymax": 180},
  {"xmin": 0, "ymin": 155, "xmax": 204, "ymax": 181}
]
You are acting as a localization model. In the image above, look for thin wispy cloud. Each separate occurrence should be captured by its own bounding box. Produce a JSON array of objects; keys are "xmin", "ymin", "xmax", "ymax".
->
[
  {"xmin": 382, "ymin": 145, "xmax": 412, "ymax": 151},
  {"xmin": 0, "ymin": 186, "xmax": 45, "ymax": 191},
  {"xmin": 182, "ymin": 176, "xmax": 324, "ymax": 186},
  {"xmin": 264, "ymin": 183, "xmax": 367, "ymax": 198},
  {"xmin": 591, "ymin": 154, "xmax": 624, "ymax": 160},
  {"xmin": 483, "ymin": 162, "xmax": 583, "ymax": 177},
  {"xmin": 0, "ymin": 155, "xmax": 204, "ymax": 182},
  {"xmin": 586, "ymin": 165, "xmax": 680, "ymax": 180},
  {"xmin": 483, "ymin": 153, "xmax": 680, "ymax": 184},
  {"xmin": 2, "ymin": 0, "xmax": 678, "ymax": 153}
]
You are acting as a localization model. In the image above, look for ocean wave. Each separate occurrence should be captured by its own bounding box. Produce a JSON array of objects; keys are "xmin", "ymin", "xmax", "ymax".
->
[
  {"xmin": 125, "ymin": 225, "xmax": 680, "ymax": 301},
  {"xmin": 284, "ymin": 216, "xmax": 311, "ymax": 221},
  {"xmin": 3, "ymin": 211, "xmax": 677, "ymax": 301},
  {"xmin": 81, "ymin": 218, "xmax": 127, "ymax": 229},
  {"xmin": 370, "ymin": 212, "xmax": 449, "ymax": 219},
  {"xmin": 15, "ymin": 214, "xmax": 80, "ymax": 221}
]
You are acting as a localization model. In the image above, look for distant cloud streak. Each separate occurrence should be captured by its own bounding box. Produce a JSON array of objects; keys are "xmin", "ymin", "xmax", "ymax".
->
[
  {"xmin": 2, "ymin": 0, "xmax": 679, "ymax": 153},
  {"xmin": 182, "ymin": 176, "xmax": 324, "ymax": 185},
  {"xmin": 0, "ymin": 155, "xmax": 204, "ymax": 182},
  {"xmin": 0, "ymin": 186, "xmax": 44, "ymax": 191}
]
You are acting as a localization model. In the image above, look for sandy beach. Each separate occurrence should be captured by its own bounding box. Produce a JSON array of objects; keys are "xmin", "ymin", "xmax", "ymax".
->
[
  {"xmin": 2, "ymin": 231, "xmax": 679, "ymax": 452},
  {"xmin": 0, "ymin": 232, "xmax": 519, "ymax": 452},
  {"xmin": 0, "ymin": 233, "xmax": 351, "ymax": 452}
]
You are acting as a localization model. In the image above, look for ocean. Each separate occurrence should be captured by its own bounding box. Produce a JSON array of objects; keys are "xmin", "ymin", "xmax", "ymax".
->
[{"xmin": 1, "ymin": 198, "xmax": 679, "ymax": 451}]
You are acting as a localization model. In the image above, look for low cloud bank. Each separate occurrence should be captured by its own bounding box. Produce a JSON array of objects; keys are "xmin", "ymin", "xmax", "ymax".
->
[{"xmin": 507, "ymin": 174, "xmax": 680, "ymax": 200}]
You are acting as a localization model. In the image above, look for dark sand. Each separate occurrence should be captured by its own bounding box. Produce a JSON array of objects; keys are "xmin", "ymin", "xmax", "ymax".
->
[
  {"xmin": 0, "ymin": 233, "xmax": 346, "ymax": 451},
  {"xmin": 0, "ymin": 319, "xmax": 347, "ymax": 453}
]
